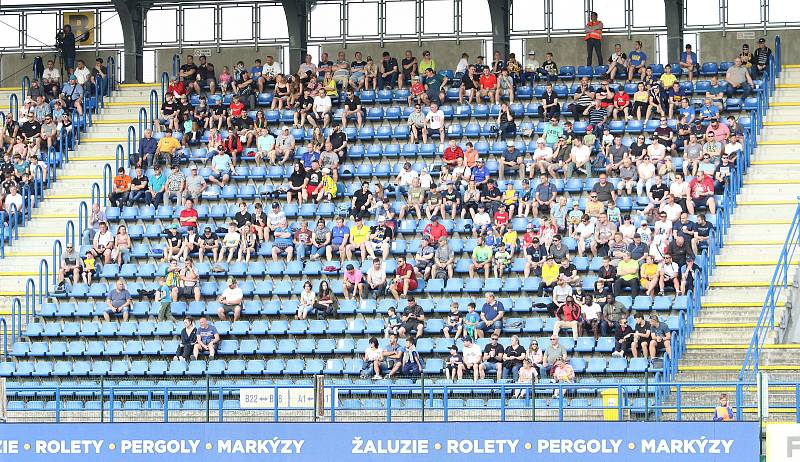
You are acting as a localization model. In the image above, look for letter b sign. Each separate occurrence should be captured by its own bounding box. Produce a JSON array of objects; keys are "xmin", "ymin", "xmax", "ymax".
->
[{"xmin": 63, "ymin": 12, "xmax": 95, "ymax": 46}]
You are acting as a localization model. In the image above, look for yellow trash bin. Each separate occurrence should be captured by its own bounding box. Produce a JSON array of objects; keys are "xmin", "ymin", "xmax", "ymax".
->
[{"xmin": 601, "ymin": 388, "xmax": 620, "ymax": 421}]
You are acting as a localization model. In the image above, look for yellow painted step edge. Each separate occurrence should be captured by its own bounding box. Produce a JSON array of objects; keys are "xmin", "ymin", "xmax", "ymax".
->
[
  {"xmin": 91, "ymin": 119, "xmax": 138, "ymax": 125},
  {"xmin": 687, "ymin": 344, "xmax": 800, "ymax": 349},
  {"xmin": 737, "ymin": 200, "xmax": 796, "ymax": 205},
  {"xmin": 694, "ymin": 322, "xmax": 757, "ymax": 328},
  {"xmin": 79, "ymin": 137, "xmax": 126, "ymax": 143},
  {"xmin": 105, "ymin": 101, "xmax": 148, "ymax": 107},
  {"xmin": 751, "ymin": 159, "xmax": 800, "ymax": 164},
  {"xmin": 703, "ymin": 301, "xmax": 784, "ymax": 308},
  {"xmin": 716, "ymin": 260, "xmax": 797, "ymax": 266},
  {"xmin": 709, "ymin": 281, "xmax": 775, "ymax": 287},
  {"xmin": 731, "ymin": 220, "xmax": 791, "ymax": 225},
  {"xmin": 679, "ymin": 365, "xmax": 799, "ymax": 371}
]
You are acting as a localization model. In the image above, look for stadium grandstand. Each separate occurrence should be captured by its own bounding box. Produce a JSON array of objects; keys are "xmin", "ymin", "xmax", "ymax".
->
[{"xmin": 0, "ymin": 0, "xmax": 798, "ymax": 449}]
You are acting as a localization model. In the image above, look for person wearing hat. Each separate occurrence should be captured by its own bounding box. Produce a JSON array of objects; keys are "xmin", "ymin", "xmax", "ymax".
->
[
  {"xmin": 184, "ymin": 164, "xmax": 207, "ymax": 203},
  {"xmin": 269, "ymin": 125, "xmax": 296, "ymax": 164},
  {"xmin": 108, "ymin": 166, "xmax": 132, "ymax": 207},
  {"xmin": 523, "ymin": 50, "xmax": 540, "ymax": 85},
  {"xmin": 59, "ymin": 72, "xmax": 84, "ymax": 116},
  {"xmin": 154, "ymin": 128, "xmax": 182, "ymax": 168},
  {"xmin": 208, "ymin": 145, "xmax": 233, "ymax": 189},
  {"xmin": 444, "ymin": 343, "xmax": 465, "ymax": 380},
  {"xmin": 753, "ymin": 37, "xmax": 772, "ymax": 79},
  {"xmin": 161, "ymin": 223, "xmax": 182, "ymax": 262},
  {"xmin": 315, "ymin": 166, "xmax": 337, "ymax": 203},
  {"xmin": 679, "ymin": 43, "xmax": 698, "ymax": 81},
  {"xmin": 739, "ymin": 43, "xmax": 754, "ymax": 69},
  {"xmin": 366, "ymin": 215, "xmax": 393, "ymax": 261},
  {"xmin": 407, "ymin": 74, "xmax": 426, "ymax": 106}
]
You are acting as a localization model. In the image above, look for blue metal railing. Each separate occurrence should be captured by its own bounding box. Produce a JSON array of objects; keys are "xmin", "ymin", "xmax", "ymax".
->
[
  {"xmin": 138, "ymin": 107, "xmax": 149, "ymax": 139},
  {"xmin": 38, "ymin": 258, "xmax": 49, "ymax": 304},
  {"xmin": 24, "ymin": 278, "xmax": 36, "ymax": 323},
  {"xmin": 160, "ymin": 72, "xmax": 170, "ymax": 101},
  {"xmin": 739, "ymin": 37, "xmax": 787, "ymax": 381},
  {"xmin": 9, "ymin": 93, "xmax": 18, "ymax": 120},
  {"xmin": 91, "ymin": 183, "xmax": 102, "ymax": 206},
  {"xmin": 52, "ymin": 239, "xmax": 63, "ymax": 286},
  {"xmin": 1, "ymin": 381, "xmax": 797, "ymax": 423},
  {"xmin": 9, "ymin": 298, "xmax": 22, "ymax": 344},
  {"xmin": 65, "ymin": 221, "xmax": 76, "ymax": 249},
  {"xmin": 0, "ymin": 317, "xmax": 7, "ymax": 359},
  {"xmin": 127, "ymin": 126, "xmax": 136, "ymax": 166},
  {"xmin": 21, "ymin": 76, "xmax": 30, "ymax": 101},
  {"xmin": 115, "ymin": 144, "xmax": 125, "ymax": 171}
]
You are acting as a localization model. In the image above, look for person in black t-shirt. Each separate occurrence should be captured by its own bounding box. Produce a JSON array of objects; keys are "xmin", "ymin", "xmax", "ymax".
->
[
  {"xmin": 482, "ymin": 335, "xmax": 505, "ymax": 381},
  {"xmin": 459, "ymin": 66, "xmax": 478, "ymax": 105},
  {"xmin": 128, "ymin": 166, "xmax": 149, "ymax": 206},
  {"xmin": 158, "ymin": 93, "xmax": 180, "ymax": 132},
  {"xmin": 400, "ymin": 50, "xmax": 418, "ymax": 89},
  {"xmin": 20, "ymin": 113, "xmax": 42, "ymax": 151},
  {"xmin": 631, "ymin": 312, "xmax": 651, "ymax": 359},
  {"xmin": 341, "ymin": 89, "xmax": 363, "ymax": 129},
  {"xmin": 378, "ymin": 52, "xmax": 399, "ymax": 89},
  {"xmin": 612, "ymin": 318, "xmax": 634, "ymax": 357},
  {"xmin": 538, "ymin": 83, "xmax": 560, "ymax": 121},
  {"xmin": 194, "ymin": 55, "xmax": 216, "ymax": 95},
  {"xmin": 350, "ymin": 181, "xmax": 373, "ymax": 219},
  {"xmin": 328, "ymin": 125, "xmax": 348, "ymax": 161},
  {"xmin": 233, "ymin": 201, "xmax": 254, "ymax": 231},
  {"xmin": 305, "ymin": 161, "xmax": 323, "ymax": 198},
  {"xmin": 179, "ymin": 55, "xmax": 198, "ymax": 87},
  {"xmin": 502, "ymin": 335, "xmax": 526, "ymax": 380}
]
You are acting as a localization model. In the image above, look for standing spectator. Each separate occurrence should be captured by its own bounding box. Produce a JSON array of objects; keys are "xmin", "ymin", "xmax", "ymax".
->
[
  {"xmin": 713, "ymin": 393, "xmax": 734, "ymax": 422},
  {"xmin": 584, "ymin": 11, "xmax": 604, "ymax": 66},
  {"xmin": 217, "ymin": 278, "xmax": 243, "ymax": 321},
  {"xmin": 752, "ymin": 37, "xmax": 772, "ymax": 79},
  {"xmin": 174, "ymin": 317, "xmax": 197, "ymax": 361},
  {"xmin": 193, "ymin": 316, "xmax": 220, "ymax": 359},
  {"xmin": 104, "ymin": 278, "xmax": 131, "ymax": 322}
]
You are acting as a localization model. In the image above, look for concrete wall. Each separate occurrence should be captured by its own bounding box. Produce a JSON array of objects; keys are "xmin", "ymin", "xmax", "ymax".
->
[
  {"xmin": 697, "ymin": 30, "xmax": 795, "ymax": 64},
  {"xmin": 0, "ymin": 50, "xmax": 120, "ymax": 85},
  {"xmin": 525, "ymin": 34, "xmax": 657, "ymax": 68},
  {"xmin": 319, "ymin": 39, "xmax": 484, "ymax": 73},
  {"xmin": 155, "ymin": 46, "xmax": 283, "ymax": 79}
]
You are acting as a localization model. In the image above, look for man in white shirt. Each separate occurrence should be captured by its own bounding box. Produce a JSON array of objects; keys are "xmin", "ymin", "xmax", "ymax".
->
[
  {"xmin": 366, "ymin": 258, "xmax": 387, "ymax": 299},
  {"xmin": 217, "ymin": 278, "xmax": 244, "ymax": 321},
  {"xmin": 91, "ymin": 221, "xmax": 115, "ymax": 264},
  {"xmin": 659, "ymin": 194, "xmax": 683, "ymax": 223},
  {"xmin": 3, "ymin": 184, "xmax": 23, "ymax": 222},
  {"xmin": 581, "ymin": 295, "xmax": 602, "ymax": 339},
  {"xmin": 530, "ymin": 138, "xmax": 555, "ymax": 178},
  {"xmin": 425, "ymin": 102, "xmax": 446, "ymax": 144},
  {"xmin": 393, "ymin": 161, "xmax": 419, "ymax": 201},
  {"xmin": 462, "ymin": 336, "xmax": 484, "ymax": 381},
  {"xmin": 73, "ymin": 60, "xmax": 92, "ymax": 88},
  {"xmin": 311, "ymin": 89, "xmax": 332, "ymax": 128},
  {"xmin": 262, "ymin": 56, "xmax": 280, "ymax": 84},
  {"xmin": 42, "ymin": 60, "xmax": 62, "ymax": 96},
  {"xmin": 566, "ymin": 137, "xmax": 591, "ymax": 178},
  {"xmin": 523, "ymin": 51, "xmax": 540, "ymax": 85}
]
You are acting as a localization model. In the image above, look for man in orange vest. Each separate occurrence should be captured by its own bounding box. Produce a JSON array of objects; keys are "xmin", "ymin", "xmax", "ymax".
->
[{"xmin": 584, "ymin": 11, "xmax": 604, "ymax": 67}]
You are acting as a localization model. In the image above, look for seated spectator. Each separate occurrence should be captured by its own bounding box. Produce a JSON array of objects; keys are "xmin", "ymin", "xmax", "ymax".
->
[
  {"xmin": 365, "ymin": 258, "xmax": 387, "ymax": 299},
  {"xmin": 658, "ymin": 253, "xmax": 681, "ymax": 295},
  {"xmin": 108, "ymin": 167, "xmax": 131, "ymax": 207},
  {"xmin": 551, "ymin": 358, "xmax": 575, "ymax": 397},
  {"xmin": 173, "ymin": 317, "xmax": 197, "ymax": 361},
  {"xmin": 400, "ymin": 337, "xmax": 422, "ymax": 376},
  {"xmin": 104, "ymin": 278, "xmax": 132, "ymax": 322},
  {"xmin": 197, "ymin": 226, "xmax": 219, "ymax": 263},
  {"xmin": 553, "ymin": 295, "xmax": 581, "ymax": 340},
  {"xmin": 468, "ymin": 236, "xmax": 493, "ymax": 278},
  {"xmin": 343, "ymin": 263, "xmax": 364, "ymax": 300},
  {"xmin": 341, "ymin": 89, "xmax": 363, "ymax": 129},
  {"xmin": 422, "ymin": 68, "xmax": 448, "ymax": 106},
  {"xmin": 688, "ymin": 170, "xmax": 716, "ymax": 216},
  {"xmin": 462, "ymin": 336, "xmax": 484, "ymax": 380},
  {"xmin": 217, "ymin": 277, "xmax": 243, "ymax": 321},
  {"xmin": 382, "ymin": 333, "xmax": 404, "ymax": 378},
  {"xmin": 581, "ymin": 294, "xmax": 602, "ymax": 340},
  {"xmin": 640, "ymin": 254, "xmax": 660, "ymax": 297},
  {"xmin": 208, "ymin": 148, "xmax": 234, "ymax": 187},
  {"xmin": 57, "ymin": 242, "xmax": 83, "ymax": 289},
  {"xmin": 112, "ymin": 225, "xmax": 132, "ymax": 267},
  {"xmin": 193, "ymin": 316, "xmax": 220, "ymax": 359},
  {"xmin": 648, "ymin": 315, "xmax": 672, "ymax": 359},
  {"xmin": 313, "ymin": 280, "xmax": 337, "ymax": 319},
  {"xmin": 219, "ymin": 222, "xmax": 241, "ymax": 264},
  {"xmin": 631, "ymin": 312, "xmax": 651, "ymax": 359},
  {"xmin": 311, "ymin": 89, "xmax": 333, "ymax": 128},
  {"xmin": 360, "ymin": 337, "xmax": 384, "ymax": 379},
  {"xmin": 441, "ymin": 302, "xmax": 463, "ymax": 339},
  {"xmin": 725, "ymin": 57, "xmax": 753, "ymax": 98},
  {"xmin": 271, "ymin": 218, "xmax": 295, "ymax": 262},
  {"xmin": 541, "ymin": 335, "xmax": 567, "ymax": 378},
  {"xmin": 477, "ymin": 292, "xmax": 504, "ymax": 338},
  {"xmin": 91, "ymin": 221, "xmax": 114, "ymax": 265},
  {"xmin": 389, "ymin": 254, "xmax": 417, "ymax": 300},
  {"xmin": 398, "ymin": 295, "xmax": 425, "ymax": 339},
  {"xmin": 382, "ymin": 306, "xmax": 401, "ymax": 338},
  {"xmin": 500, "ymin": 335, "xmax": 525, "ymax": 381},
  {"xmin": 613, "ymin": 251, "xmax": 640, "ymax": 296},
  {"xmin": 445, "ymin": 343, "xmax": 465, "ymax": 380},
  {"xmin": 326, "ymin": 216, "xmax": 350, "ymax": 262},
  {"xmin": 269, "ymin": 126, "xmax": 296, "ymax": 164},
  {"xmin": 297, "ymin": 280, "xmax": 315, "ymax": 320}
]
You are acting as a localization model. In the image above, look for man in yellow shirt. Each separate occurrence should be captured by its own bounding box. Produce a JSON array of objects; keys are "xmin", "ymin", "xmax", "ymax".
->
[
  {"xmin": 156, "ymin": 129, "xmax": 181, "ymax": 167},
  {"xmin": 658, "ymin": 64, "xmax": 678, "ymax": 91},
  {"xmin": 540, "ymin": 256, "xmax": 561, "ymax": 296},
  {"xmin": 346, "ymin": 216, "xmax": 371, "ymax": 262}
]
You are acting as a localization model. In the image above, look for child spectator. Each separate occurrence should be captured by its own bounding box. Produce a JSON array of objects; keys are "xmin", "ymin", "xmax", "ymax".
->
[
  {"xmin": 464, "ymin": 302, "xmax": 479, "ymax": 339},
  {"xmin": 443, "ymin": 302, "xmax": 463, "ymax": 339},
  {"xmin": 156, "ymin": 276, "xmax": 173, "ymax": 321},
  {"xmin": 400, "ymin": 337, "xmax": 422, "ymax": 376},
  {"xmin": 445, "ymin": 344, "xmax": 464, "ymax": 380},
  {"xmin": 82, "ymin": 250, "xmax": 96, "ymax": 284},
  {"xmin": 384, "ymin": 307, "xmax": 401, "ymax": 338}
]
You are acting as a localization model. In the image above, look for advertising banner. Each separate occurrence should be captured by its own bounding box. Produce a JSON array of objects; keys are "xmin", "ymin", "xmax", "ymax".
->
[
  {"xmin": 766, "ymin": 423, "xmax": 800, "ymax": 462},
  {"xmin": 0, "ymin": 421, "xmax": 758, "ymax": 461}
]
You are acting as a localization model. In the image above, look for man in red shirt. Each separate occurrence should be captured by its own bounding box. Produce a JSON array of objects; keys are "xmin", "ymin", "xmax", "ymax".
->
[
  {"xmin": 493, "ymin": 204, "xmax": 510, "ymax": 231},
  {"xmin": 167, "ymin": 75, "xmax": 187, "ymax": 98},
  {"xmin": 479, "ymin": 67, "xmax": 497, "ymax": 104},
  {"xmin": 179, "ymin": 198, "xmax": 199, "ymax": 229},
  {"xmin": 442, "ymin": 139, "xmax": 464, "ymax": 167},
  {"xmin": 226, "ymin": 95, "xmax": 246, "ymax": 128},
  {"xmin": 390, "ymin": 255, "xmax": 418, "ymax": 301},
  {"xmin": 705, "ymin": 118, "xmax": 730, "ymax": 145},
  {"xmin": 423, "ymin": 215, "xmax": 448, "ymax": 241},
  {"xmin": 687, "ymin": 170, "xmax": 716, "ymax": 216},
  {"xmin": 612, "ymin": 87, "xmax": 630, "ymax": 120}
]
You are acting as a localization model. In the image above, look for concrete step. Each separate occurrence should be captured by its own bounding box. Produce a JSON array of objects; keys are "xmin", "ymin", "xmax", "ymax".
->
[
  {"xmin": 97, "ymin": 107, "xmax": 146, "ymax": 116},
  {"xmin": 689, "ymin": 327, "xmax": 768, "ymax": 344},
  {"xmin": 725, "ymin": 224, "xmax": 791, "ymax": 242},
  {"xmin": 738, "ymin": 184, "xmax": 800, "ymax": 200},
  {"xmin": 695, "ymin": 309, "xmax": 784, "ymax": 324},
  {"xmin": 747, "ymin": 164, "xmax": 800, "ymax": 178},
  {"xmin": 731, "ymin": 204, "xmax": 797, "ymax": 221},
  {"xmin": 703, "ymin": 286, "xmax": 769, "ymax": 303},
  {"xmin": 710, "ymin": 264, "xmax": 777, "ymax": 282},
  {"xmin": 109, "ymin": 94, "xmax": 154, "ymax": 103},
  {"xmin": 764, "ymin": 106, "xmax": 800, "ymax": 119}
]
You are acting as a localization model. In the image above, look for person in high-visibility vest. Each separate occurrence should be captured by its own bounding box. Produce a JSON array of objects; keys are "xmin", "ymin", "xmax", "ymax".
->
[
  {"xmin": 712, "ymin": 393, "xmax": 734, "ymax": 421},
  {"xmin": 584, "ymin": 11, "xmax": 604, "ymax": 67}
]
